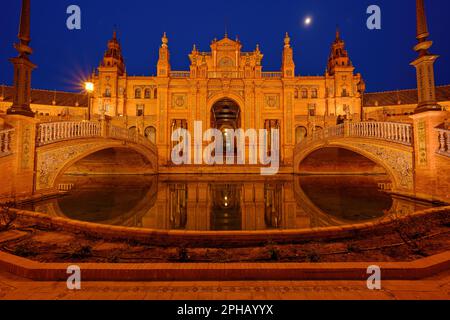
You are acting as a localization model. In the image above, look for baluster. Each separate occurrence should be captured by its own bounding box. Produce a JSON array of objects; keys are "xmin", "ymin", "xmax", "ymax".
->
[
  {"xmin": 446, "ymin": 132, "xmax": 450, "ymax": 154},
  {"xmin": 0, "ymin": 132, "xmax": 4, "ymax": 153}
]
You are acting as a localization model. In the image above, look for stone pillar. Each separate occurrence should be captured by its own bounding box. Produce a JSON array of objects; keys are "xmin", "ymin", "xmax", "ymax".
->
[
  {"xmin": 410, "ymin": 110, "xmax": 449, "ymax": 201},
  {"xmin": 4, "ymin": 115, "xmax": 39, "ymax": 197}
]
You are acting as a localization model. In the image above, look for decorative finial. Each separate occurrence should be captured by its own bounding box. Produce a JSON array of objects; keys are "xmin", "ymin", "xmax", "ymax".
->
[
  {"xmin": 15, "ymin": 0, "xmax": 32, "ymax": 57},
  {"xmin": 162, "ymin": 32, "xmax": 168, "ymax": 47},
  {"xmin": 336, "ymin": 26, "xmax": 341, "ymax": 40},
  {"xmin": 416, "ymin": 0, "xmax": 430, "ymax": 41},
  {"xmin": 284, "ymin": 32, "xmax": 290, "ymax": 48}
]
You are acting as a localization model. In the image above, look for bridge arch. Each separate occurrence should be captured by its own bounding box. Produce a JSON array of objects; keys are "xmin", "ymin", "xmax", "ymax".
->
[
  {"xmin": 35, "ymin": 138, "xmax": 158, "ymax": 191},
  {"xmin": 294, "ymin": 138, "xmax": 414, "ymax": 193}
]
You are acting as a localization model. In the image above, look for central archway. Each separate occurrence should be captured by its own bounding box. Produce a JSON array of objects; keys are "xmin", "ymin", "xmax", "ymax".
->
[{"xmin": 210, "ymin": 98, "xmax": 242, "ymax": 155}]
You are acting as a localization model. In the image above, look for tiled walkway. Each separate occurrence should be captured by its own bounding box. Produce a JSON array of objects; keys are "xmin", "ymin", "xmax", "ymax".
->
[{"xmin": 0, "ymin": 269, "xmax": 448, "ymax": 300}]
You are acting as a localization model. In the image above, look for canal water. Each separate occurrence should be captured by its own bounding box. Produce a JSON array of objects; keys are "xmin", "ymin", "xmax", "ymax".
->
[{"xmin": 22, "ymin": 174, "xmax": 434, "ymax": 231}]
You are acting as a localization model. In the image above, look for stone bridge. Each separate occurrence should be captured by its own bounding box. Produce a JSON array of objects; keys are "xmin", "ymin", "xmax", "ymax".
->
[
  {"xmin": 34, "ymin": 121, "xmax": 158, "ymax": 192},
  {"xmin": 294, "ymin": 122, "xmax": 415, "ymax": 193}
]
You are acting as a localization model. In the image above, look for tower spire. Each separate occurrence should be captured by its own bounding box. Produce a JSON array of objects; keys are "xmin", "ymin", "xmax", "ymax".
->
[
  {"xmin": 7, "ymin": 0, "xmax": 36, "ymax": 117},
  {"xmin": 411, "ymin": 0, "xmax": 441, "ymax": 113}
]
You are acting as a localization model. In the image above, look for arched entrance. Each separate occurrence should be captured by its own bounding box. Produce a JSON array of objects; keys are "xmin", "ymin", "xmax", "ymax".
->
[{"xmin": 210, "ymin": 98, "xmax": 241, "ymax": 154}]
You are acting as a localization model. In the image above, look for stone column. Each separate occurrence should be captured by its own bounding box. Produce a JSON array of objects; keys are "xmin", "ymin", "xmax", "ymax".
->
[
  {"xmin": 4, "ymin": 115, "xmax": 39, "ymax": 197},
  {"xmin": 410, "ymin": 110, "xmax": 449, "ymax": 201}
]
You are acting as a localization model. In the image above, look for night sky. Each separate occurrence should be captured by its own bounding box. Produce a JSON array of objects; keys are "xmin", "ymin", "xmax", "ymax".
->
[{"xmin": 0, "ymin": 0, "xmax": 449, "ymax": 93}]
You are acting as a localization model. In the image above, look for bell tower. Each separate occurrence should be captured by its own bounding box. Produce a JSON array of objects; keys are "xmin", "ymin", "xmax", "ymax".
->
[{"xmin": 96, "ymin": 29, "xmax": 126, "ymax": 116}]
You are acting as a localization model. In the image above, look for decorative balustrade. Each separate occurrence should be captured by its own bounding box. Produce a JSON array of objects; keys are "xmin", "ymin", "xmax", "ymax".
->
[
  {"xmin": 299, "ymin": 124, "xmax": 344, "ymax": 145},
  {"xmin": 37, "ymin": 121, "xmax": 101, "ymax": 146},
  {"xmin": 207, "ymin": 71, "xmax": 245, "ymax": 79},
  {"xmin": 437, "ymin": 128, "xmax": 450, "ymax": 157},
  {"xmin": 109, "ymin": 125, "xmax": 157, "ymax": 154},
  {"xmin": 262, "ymin": 72, "xmax": 282, "ymax": 78},
  {"xmin": 169, "ymin": 71, "xmax": 191, "ymax": 78},
  {"xmin": 348, "ymin": 122, "xmax": 413, "ymax": 146},
  {"xmin": 0, "ymin": 128, "xmax": 14, "ymax": 157}
]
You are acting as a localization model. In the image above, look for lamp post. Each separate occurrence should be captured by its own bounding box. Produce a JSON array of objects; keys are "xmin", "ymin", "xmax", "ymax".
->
[{"xmin": 84, "ymin": 81, "xmax": 94, "ymax": 121}]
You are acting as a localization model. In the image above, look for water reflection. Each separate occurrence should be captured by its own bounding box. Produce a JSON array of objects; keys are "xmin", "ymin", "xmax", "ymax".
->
[{"xmin": 24, "ymin": 174, "xmax": 435, "ymax": 231}]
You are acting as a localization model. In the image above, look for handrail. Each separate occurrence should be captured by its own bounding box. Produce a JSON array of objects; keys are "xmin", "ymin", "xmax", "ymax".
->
[
  {"xmin": 37, "ymin": 121, "xmax": 101, "ymax": 146},
  {"xmin": 348, "ymin": 122, "xmax": 413, "ymax": 146}
]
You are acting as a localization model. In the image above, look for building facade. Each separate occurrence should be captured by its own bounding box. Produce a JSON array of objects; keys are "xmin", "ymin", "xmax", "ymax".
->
[{"xmin": 89, "ymin": 30, "xmax": 365, "ymax": 166}]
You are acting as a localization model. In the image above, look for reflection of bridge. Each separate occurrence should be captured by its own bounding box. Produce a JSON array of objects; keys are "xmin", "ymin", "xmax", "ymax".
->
[{"xmin": 294, "ymin": 122, "xmax": 415, "ymax": 193}]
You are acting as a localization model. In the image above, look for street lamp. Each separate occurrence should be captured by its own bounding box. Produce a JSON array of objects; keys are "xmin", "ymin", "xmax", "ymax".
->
[{"xmin": 84, "ymin": 82, "xmax": 94, "ymax": 121}]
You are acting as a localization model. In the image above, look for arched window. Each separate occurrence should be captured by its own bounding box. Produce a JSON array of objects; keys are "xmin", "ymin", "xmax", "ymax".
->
[
  {"xmin": 295, "ymin": 126, "xmax": 307, "ymax": 144},
  {"xmin": 104, "ymin": 87, "xmax": 111, "ymax": 97},
  {"xmin": 311, "ymin": 89, "xmax": 318, "ymax": 98},
  {"xmin": 135, "ymin": 88, "xmax": 142, "ymax": 99},
  {"xmin": 301, "ymin": 88, "xmax": 308, "ymax": 99},
  {"xmin": 153, "ymin": 88, "xmax": 158, "ymax": 99},
  {"xmin": 294, "ymin": 89, "xmax": 299, "ymax": 99},
  {"xmin": 145, "ymin": 126, "xmax": 157, "ymax": 144},
  {"xmin": 128, "ymin": 126, "xmax": 137, "ymax": 137},
  {"xmin": 342, "ymin": 87, "xmax": 348, "ymax": 97},
  {"xmin": 144, "ymin": 88, "xmax": 151, "ymax": 99}
]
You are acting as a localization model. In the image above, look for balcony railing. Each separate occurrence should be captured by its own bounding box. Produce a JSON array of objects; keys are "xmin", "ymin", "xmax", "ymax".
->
[
  {"xmin": 262, "ymin": 72, "xmax": 282, "ymax": 78},
  {"xmin": 0, "ymin": 128, "xmax": 14, "ymax": 157},
  {"xmin": 169, "ymin": 71, "xmax": 190, "ymax": 78},
  {"xmin": 348, "ymin": 122, "xmax": 413, "ymax": 146},
  {"xmin": 37, "ymin": 121, "xmax": 101, "ymax": 146},
  {"xmin": 207, "ymin": 71, "xmax": 244, "ymax": 79},
  {"xmin": 437, "ymin": 128, "xmax": 450, "ymax": 157}
]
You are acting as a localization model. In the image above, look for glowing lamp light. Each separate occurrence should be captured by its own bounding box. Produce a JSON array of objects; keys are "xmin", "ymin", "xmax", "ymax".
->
[{"xmin": 85, "ymin": 82, "xmax": 94, "ymax": 93}]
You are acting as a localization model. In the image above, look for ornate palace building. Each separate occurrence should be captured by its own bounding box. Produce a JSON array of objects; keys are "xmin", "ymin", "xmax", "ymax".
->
[{"xmin": 1, "ymin": 28, "xmax": 448, "ymax": 168}]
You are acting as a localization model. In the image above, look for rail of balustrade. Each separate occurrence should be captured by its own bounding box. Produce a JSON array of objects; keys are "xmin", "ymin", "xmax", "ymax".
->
[
  {"xmin": 437, "ymin": 128, "xmax": 450, "ymax": 157},
  {"xmin": 169, "ymin": 71, "xmax": 190, "ymax": 78},
  {"xmin": 37, "ymin": 121, "xmax": 102, "ymax": 146},
  {"xmin": 108, "ymin": 125, "xmax": 157, "ymax": 154},
  {"xmin": 262, "ymin": 72, "xmax": 282, "ymax": 78},
  {"xmin": 348, "ymin": 122, "xmax": 412, "ymax": 146},
  {"xmin": 0, "ymin": 128, "xmax": 14, "ymax": 157}
]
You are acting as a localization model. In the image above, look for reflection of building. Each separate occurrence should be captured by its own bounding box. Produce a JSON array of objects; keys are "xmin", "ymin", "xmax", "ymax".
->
[{"xmin": 1, "ymin": 29, "xmax": 366, "ymax": 166}]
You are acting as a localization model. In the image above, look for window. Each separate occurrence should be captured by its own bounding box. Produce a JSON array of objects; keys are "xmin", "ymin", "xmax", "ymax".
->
[
  {"xmin": 144, "ymin": 89, "xmax": 151, "ymax": 99},
  {"xmin": 294, "ymin": 89, "xmax": 299, "ymax": 99},
  {"xmin": 342, "ymin": 88, "xmax": 348, "ymax": 97},
  {"xmin": 154, "ymin": 88, "xmax": 158, "ymax": 99},
  {"xmin": 308, "ymin": 103, "xmax": 316, "ymax": 116},
  {"xmin": 135, "ymin": 88, "xmax": 142, "ymax": 99},
  {"xmin": 145, "ymin": 126, "xmax": 157, "ymax": 144},
  {"xmin": 295, "ymin": 126, "xmax": 307, "ymax": 144},
  {"xmin": 104, "ymin": 87, "xmax": 111, "ymax": 97},
  {"xmin": 311, "ymin": 89, "xmax": 318, "ymax": 99},
  {"xmin": 301, "ymin": 89, "xmax": 308, "ymax": 99},
  {"xmin": 136, "ymin": 104, "xmax": 144, "ymax": 116}
]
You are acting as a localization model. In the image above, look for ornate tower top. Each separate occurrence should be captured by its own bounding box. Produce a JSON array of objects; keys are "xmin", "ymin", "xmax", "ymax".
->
[
  {"xmin": 326, "ymin": 28, "xmax": 353, "ymax": 76},
  {"xmin": 16, "ymin": 0, "xmax": 32, "ymax": 57},
  {"xmin": 100, "ymin": 29, "xmax": 125, "ymax": 75}
]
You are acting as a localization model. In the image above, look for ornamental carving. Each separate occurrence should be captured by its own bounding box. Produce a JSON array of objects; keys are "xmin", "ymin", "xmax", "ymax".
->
[
  {"xmin": 265, "ymin": 94, "xmax": 280, "ymax": 109},
  {"xmin": 172, "ymin": 94, "xmax": 187, "ymax": 109},
  {"xmin": 36, "ymin": 142, "xmax": 101, "ymax": 190},
  {"xmin": 353, "ymin": 143, "xmax": 413, "ymax": 190}
]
